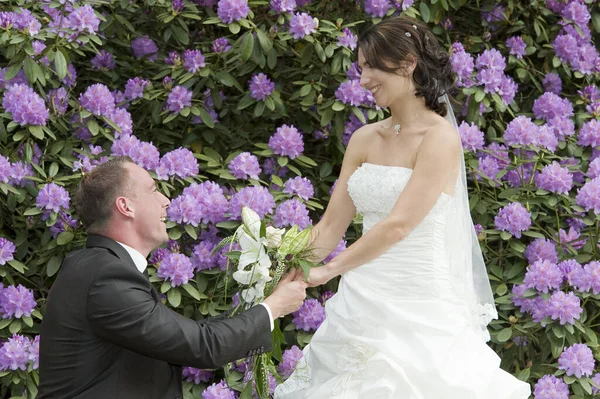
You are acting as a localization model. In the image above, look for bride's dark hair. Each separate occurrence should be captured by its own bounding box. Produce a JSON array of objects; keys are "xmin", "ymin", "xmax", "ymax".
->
[{"xmin": 357, "ymin": 16, "xmax": 456, "ymax": 116}]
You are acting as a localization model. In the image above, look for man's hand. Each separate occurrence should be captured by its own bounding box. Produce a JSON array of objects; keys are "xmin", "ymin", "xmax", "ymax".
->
[{"xmin": 263, "ymin": 270, "xmax": 307, "ymax": 319}]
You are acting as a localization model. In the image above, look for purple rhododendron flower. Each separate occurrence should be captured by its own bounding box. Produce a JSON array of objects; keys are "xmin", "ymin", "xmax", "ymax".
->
[
  {"xmin": 2, "ymin": 84, "xmax": 49, "ymax": 126},
  {"xmin": 283, "ymin": 176, "xmax": 314, "ymax": 200},
  {"xmin": 278, "ymin": 345, "xmax": 303, "ymax": 378},
  {"xmin": 558, "ymin": 344, "xmax": 595, "ymax": 378},
  {"xmin": 289, "ymin": 12, "xmax": 317, "ymax": 39},
  {"xmin": 533, "ymin": 375, "xmax": 569, "ymax": 399},
  {"xmin": 167, "ymin": 86, "xmax": 192, "ymax": 113},
  {"xmin": 228, "ymin": 152, "xmax": 261, "ymax": 180},
  {"xmin": 79, "ymin": 84, "xmax": 115, "ymax": 116},
  {"xmin": 131, "ymin": 36, "xmax": 158, "ymax": 61},
  {"xmin": 0, "ymin": 285, "xmax": 36, "ymax": 319},
  {"xmin": 217, "ymin": 0, "xmax": 250, "ymax": 24},
  {"xmin": 249, "ymin": 73, "xmax": 275, "ymax": 101},
  {"xmin": 274, "ymin": 199, "xmax": 312, "ymax": 229},
  {"xmin": 364, "ymin": 0, "xmax": 391, "ymax": 17},
  {"xmin": 202, "ymin": 380, "xmax": 237, "ymax": 399},
  {"xmin": 524, "ymin": 259, "xmax": 563, "ymax": 293},
  {"xmin": 229, "ymin": 186, "xmax": 275, "ymax": 219},
  {"xmin": 494, "ymin": 202, "xmax": 532, "ymax": 238},
  {"xmin": 0, "ymin": 238, "xmax": 16, "ymax": 265},
  {"xmin": 36, "ymin": 183, "xmax": 70, "ymax": 212},
  {"xmin": 157, "ymin": 253, "xmax": 194, "ymax": 287},
  {"xmin": 269, "ymin": 124, "xmax": 304, "ymax": 159},
  {"xmin": 292, "ymin": 298, "xmax": 325, "ymax": 331}
]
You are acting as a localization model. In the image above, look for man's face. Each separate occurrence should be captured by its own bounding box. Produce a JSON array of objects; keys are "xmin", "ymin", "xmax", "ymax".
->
[{"xmin": 124, "ymin": 163, "xmax": 170, "ymax": 250}]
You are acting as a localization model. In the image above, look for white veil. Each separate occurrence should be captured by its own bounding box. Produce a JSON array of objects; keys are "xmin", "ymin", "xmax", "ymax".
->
[{"xmin": 440, "ymin": 93, "xmax": 498, "ymax": 342}]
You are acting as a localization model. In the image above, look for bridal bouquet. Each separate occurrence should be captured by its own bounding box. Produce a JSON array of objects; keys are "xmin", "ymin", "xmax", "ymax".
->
[{"xmin": 216, "ymin": 206, "xmax": 315, "ymax": 398}]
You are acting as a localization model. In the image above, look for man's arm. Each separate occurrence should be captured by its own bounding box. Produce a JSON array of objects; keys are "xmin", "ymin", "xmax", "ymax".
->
[{"xmin": 86, "ymin": 262, "xmax": 271, "ymax": 369}]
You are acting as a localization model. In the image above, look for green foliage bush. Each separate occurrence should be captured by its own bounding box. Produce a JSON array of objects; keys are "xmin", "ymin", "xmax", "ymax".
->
[{"xmin": 0, "ymin": 0, "xmax": 599, "ymax": 397}]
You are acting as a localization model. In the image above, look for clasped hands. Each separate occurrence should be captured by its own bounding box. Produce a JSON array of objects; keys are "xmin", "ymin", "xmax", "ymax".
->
[{"xmin": 263, "ymin": 265, "xmax": 335, "ymax": 319}]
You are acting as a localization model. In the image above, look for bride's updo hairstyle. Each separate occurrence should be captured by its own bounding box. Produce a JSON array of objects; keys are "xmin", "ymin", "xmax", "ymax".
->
[{"xmin": 357, "ymin": 16, "xmax": 456, "ymax": 116}]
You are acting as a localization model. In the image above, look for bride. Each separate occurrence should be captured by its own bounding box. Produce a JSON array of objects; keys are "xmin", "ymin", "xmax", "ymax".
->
[{"xmin": 275, "ymin": 17, "xmax": 531, "ymax": 399}]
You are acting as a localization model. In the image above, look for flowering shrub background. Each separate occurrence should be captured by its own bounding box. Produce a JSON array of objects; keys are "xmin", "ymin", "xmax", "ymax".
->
[{"xmin": 1, "ymin": 0, "xmax": 600, "ymax": 398}]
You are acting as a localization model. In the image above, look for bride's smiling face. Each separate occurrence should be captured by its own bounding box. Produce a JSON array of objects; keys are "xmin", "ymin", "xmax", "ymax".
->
[{"xmin": 358, "ymin": 49, "xmax": 415, "ymax": 108}]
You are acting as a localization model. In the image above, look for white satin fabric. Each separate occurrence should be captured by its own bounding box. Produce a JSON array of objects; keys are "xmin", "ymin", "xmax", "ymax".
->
[{"xmin": 275, "ymin": 163, "xmax": 531, "ymax": 399}]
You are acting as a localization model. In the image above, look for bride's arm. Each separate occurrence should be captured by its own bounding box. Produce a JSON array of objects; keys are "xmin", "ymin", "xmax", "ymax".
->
[
  {"xmin": 309, "ymin": 125, "xmax": 461, "ymax": 286},
  {"xmin": 307, "ymin": 126, "xmax": 370, "ymax": 262}
]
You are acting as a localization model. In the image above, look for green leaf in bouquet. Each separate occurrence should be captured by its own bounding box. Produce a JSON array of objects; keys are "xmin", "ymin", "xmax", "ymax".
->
[
  {"xmin": 271, "ymin": 321, "xmax": 285, "ymax": 362},
  {"xmin": 297, "ymin": 259, "xmax": 313, "ymax": 282},
  {"xmin": 168, "ymin": 288, "xmax": 181, "ymax": 307},
  {"xmin": 239, "ymin": 382, "xmax": 254, "ymax": 399}
]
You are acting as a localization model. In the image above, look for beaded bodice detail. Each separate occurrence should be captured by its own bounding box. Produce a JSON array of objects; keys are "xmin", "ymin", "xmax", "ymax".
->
[{"xmin": 347, "ymin": 163, "xmax": 453, "ymax": 232}]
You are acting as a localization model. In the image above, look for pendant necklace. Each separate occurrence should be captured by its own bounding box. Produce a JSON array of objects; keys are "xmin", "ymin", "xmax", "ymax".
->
[{"xmin": 392, "ymin": 112, "xmax": 422, "ymax": 137}]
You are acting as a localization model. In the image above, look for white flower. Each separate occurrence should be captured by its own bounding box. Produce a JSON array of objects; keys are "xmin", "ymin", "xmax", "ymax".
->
[
  {"xmin": 241, "ymin": 206, "xmax": 261, "ymax": 240},
  {"xmin": 239, "ymin": 275, "xmax": 270, "ymax": 302},
  {"xmin": 237, "ymin": 231, "xmax": 271, "ymax": 270},
  {"xmin": 232, "ymin": 265, "xmax": 272, "ymax": 285},
  {"xmin": 265, "ymin": 226, "xmax": 284, "ymax": 249}
]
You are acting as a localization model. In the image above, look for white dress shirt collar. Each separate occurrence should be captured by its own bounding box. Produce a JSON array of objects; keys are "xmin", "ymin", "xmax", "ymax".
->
[{"xmin": 116, "ymin": 241, "xmax": 148, "ymax": 273}]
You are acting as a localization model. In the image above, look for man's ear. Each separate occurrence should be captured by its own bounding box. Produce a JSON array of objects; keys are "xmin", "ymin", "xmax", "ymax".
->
[{"xmin": 115, "ymin": 196, "xmax": 134, "ymax": 219}]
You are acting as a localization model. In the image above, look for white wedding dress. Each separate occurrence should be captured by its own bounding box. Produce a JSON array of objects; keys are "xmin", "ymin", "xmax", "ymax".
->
[{"xmin": 275, "ymin": 163, "xmax": 531, "ymax": 399}]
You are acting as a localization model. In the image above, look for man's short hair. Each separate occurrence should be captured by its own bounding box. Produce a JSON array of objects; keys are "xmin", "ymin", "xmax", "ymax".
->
[{"xmin": 75, "ymin": 156, "xmax": 134, "ymax": 234}]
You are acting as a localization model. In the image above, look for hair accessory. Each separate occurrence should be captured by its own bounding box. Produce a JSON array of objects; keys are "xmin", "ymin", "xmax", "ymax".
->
[
  {"xmin": 412, "ymin": 24, "xmax": 417, "ymax": 30},
  {"xmin": 405, "ymin": 32, "xmax": 412, "ymax": 37}
]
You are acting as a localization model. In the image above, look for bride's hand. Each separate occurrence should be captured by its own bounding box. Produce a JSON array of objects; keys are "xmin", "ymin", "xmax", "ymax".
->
[{"xmin": 307, "ymin": 266, "xmax": 334, "ymax": 287}]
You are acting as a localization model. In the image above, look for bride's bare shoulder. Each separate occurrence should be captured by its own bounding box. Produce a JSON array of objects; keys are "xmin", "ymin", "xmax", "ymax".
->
[{"xmin": 348, "ymin": 119, "xmax": 388, "ymax": 144}]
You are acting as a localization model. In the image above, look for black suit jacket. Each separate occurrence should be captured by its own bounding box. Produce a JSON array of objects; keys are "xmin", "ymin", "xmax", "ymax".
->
[{"xmin": 38, "ymin": 235, "xmax": 272, "ymax": 399}]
